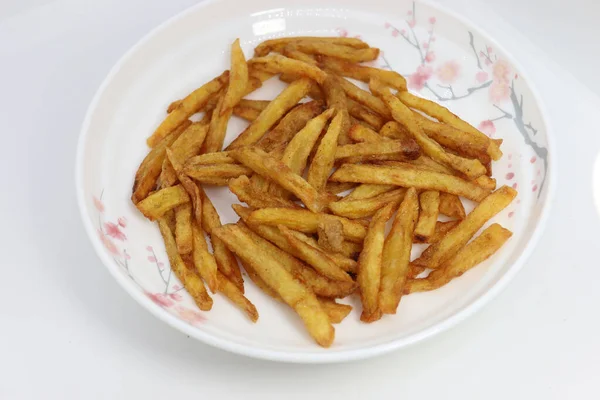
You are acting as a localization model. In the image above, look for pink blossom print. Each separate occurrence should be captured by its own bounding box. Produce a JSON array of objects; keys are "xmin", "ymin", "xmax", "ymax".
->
[
  {"xmin": 93, "ymin": 196, "xmax": 104, "ymax": 213},
  {"xmin": 408, "ymin": 65, "xmax": 433, "ymax": 90},
  {"xmin": 478, "ymin": 120, "xmax": 496, "ymax": 137},
  {"xmin": 436, "ymin": 61, "xmax": 460, "ymax": 84},
  {"xmin": 98, "ymin": 229, "xmax": 119, "ymax": 255},
  {"xmin": 425, "ymin": 51, "xmax": 436, "ymax": 63},
  {"xmin": 336, "ymin": 28, "xmax": 348, "ymax": 37},
  {"xmin": 147, "ymin": 292, "xmax": 175, "ymax": 307},
  {"xmin": 475, "ymin": 71, "xmax": 489, "ymax": 83},
  {"xmin": 429, "ymin": 17, "xmax": 437, "ymax": 24},
  {"xmin": 104, "ymin": 222, "xmax": 127, "ymax": 241},
  {"xmin": 489, "ymin": 82, "xmax": 510, "ymax": 103},
  {"xmin": 408, "ymin": 19, "xmax": 416, "ymax": 28},
  {"xmin": 176, "ymin": 306, "xmax": 206, "ymax": 325},
  {"xmin": 493, "ymin": 59, "xmax": 511, "ymax": 83},
  {"xmin": 118, "ymin": 217, "xmax": 127, "ymax": 227}
]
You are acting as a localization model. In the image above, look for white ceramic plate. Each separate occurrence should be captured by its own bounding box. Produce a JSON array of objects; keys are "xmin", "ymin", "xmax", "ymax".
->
[{"xmin": 76, "ymin": 0, "xmax": 555, "ymax": 363}]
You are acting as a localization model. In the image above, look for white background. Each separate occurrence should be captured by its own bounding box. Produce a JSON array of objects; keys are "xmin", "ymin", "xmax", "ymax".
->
[{"xmin": 1, "ymin": 0, "xmax": 599, "ymax": 398}]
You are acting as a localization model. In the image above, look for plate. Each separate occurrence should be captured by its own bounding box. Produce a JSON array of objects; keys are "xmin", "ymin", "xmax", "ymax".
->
[{"xmin": 76, "ymin": 0, "xmax": 555, "ymax": 363}]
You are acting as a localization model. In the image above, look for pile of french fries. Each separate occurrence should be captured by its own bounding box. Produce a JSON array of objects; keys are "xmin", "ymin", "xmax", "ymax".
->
[{"xmin": 131, "ymin": 36, "xmax": 517, "ymax": 347}]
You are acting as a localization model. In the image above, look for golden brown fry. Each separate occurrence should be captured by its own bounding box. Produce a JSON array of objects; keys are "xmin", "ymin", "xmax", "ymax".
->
[
  {"xmin": 296, "ymin": 41, "xmax": 379, "ymax": 63},
  {"xmin": 234, "ymin": 206, "xmax": 357, "ymax": 297},
  {"xmin": 183, "ymin": 164, "xmax": 252, "ymax": 183},
  {"xmin": 204, "ymin": 94, "xmax": 233, "ymax": 153},
  {"xmin": 166, "ymin": 149, "xmax": 204, "ymax": 228},
  {"xmin": 216, "ymin": 271, "xmax": 258, "ymax": 322},
  {"xmin": 343, "ymin": 183, "xmax": 395, "ymax": 201},
  {"xmin": 257, "ymin": 101, "xmax": 324, "ymax": 152},
  {"xmin": 230, "ymin": 147, "xmax": 327, "ymax": 213},
  {"xmin": 337, "ymin": 77, "xmax": 391, "ymax": 119},
  {"xmin": 193, "ymin": 177, "xmax": 232, "ymax": 186},
  {"xmin": 227, "ymin": 78, "xmax": 313, "ymax": 149},
  {"xmin": 406, "ymin": 156, "xmax": 454, "ymax": 175},
  {"xmin": 438, "ymin": 192, "xmax": 466, "ymax": 220},
  {"xmin": 147, "ymin": 71, "xmax": 228, "ymax": 147},
  {"xmin": 135, "ymin": 185, "xmax": 190, "ymax": 220},
  {"xmin": 413, "ymin": 186, "xmax": 517, "ymax": 269},
  {"xmin": 167, "ymin": 100, "xmax": 181, "ymax": 113},
  {"xmin": 414, "ymin": 190, "xmax": 440, "ymax": 242},
  {"xmin": 357, "ymin": 202, "xmax": 395, "ymax": 322},
  {"xmin": 278, "ymin": 225, "xmax": 353, "ymax": 282},
  {"xmin": 319, "ymin": 56, "xmax": 407, "ymax": 91},
  {"xmin": 406, "ymin": 224, "xmax": 512, "ymax": 293},
  {"xmin": 306, "ymin": 110, "xmax": 345, "ymax": 191},
  {"xmin": 378, "ymin": 120, "xmax": 412, "ymax": 140},
  {"xmin": 247, "ymin": 207, "xmax": 368, "ymax": 242},
  {"xmin": 411, "ymin": 111, "xmax": 491, "ymax": 163},
  {"xmin": 132, "ymin": 120, "xmax": 191, "ymax": 203},
  {"xmin": 475, "ymin": 175, "xmax": 497, "ymax": 191},
  {"xmin": 348, "ymin": 123, "xmax": 387, "ymax": 143},
  {"xmin": 229, "ymin": 175, "xmax": 299, "ymax": 209},
  {"xmin": 379, "ymin": 187, "xmax": 418, "ymax": 314},
  {"xmin": 325, "ymin": 181, "xmax": 357, "ymax": 195},
  {"xmin": 370, "ymin": 79, "xmax": 486, "ymax": 179},
  {"xmin": 335, "ymin": 139, "xmax": 420, "ymax": 162},
  {"xmin": 222, "ymin": 38, "xmax": 249, "ymax": 112},
  {"xmin": 317, "ymin": 219, "xmax": 344, "ymax": 254},
  {"xmin": 158, "ymin": 157, "xmax": 179, "ymax": 189},
  {"xmin": 413, "ymin": 220, "xmax": 460, "ymax": 244},
  {"xmin": 249, "ymin": 55, "xmax": 327, "ymax": 83},
  {"xmin": 248, "ymin": 66, "xmax": 275, "ymax": 82},
  {"xmin": 282, "ymin": 43, "xmax": 319, "ymax": 65},
  {"xmin": 329, "ymin": 188, "xmax": 406, "ymax": 219},
  {"xmin": 232, "ymin": 106, "xmax": 261, "ymax": 121},
  {"xmin": 347, "ymin": 98, "xmax": 386, "ymax": 130},
  {"xmin": 191, "ymin": 221, "xmax": 218, "ymax": 293},
  {"xmin": 213, "ymin": 224, "xmax": 334, "ymax": 347},
  {"xmin": 201, "ymin": 192, "xmax": 244, "ymax": 292},
  {"xmin": 397, "ymin": 91, "xmax": 502, "ymax": 160},
  {"xmin": 254, "ymin": 36, "xmax": 369, "ymax": 57},
  {"xmin": 237, "ymin": 99, "xmax": 270, "ymax": 110},
  {"xmin": 185, "ymin": 151, "xmax": 236, "ymax": 166},
  {"xmin": 175, "ymin": 203, "xmax": 193, "ymax": 254},
  {"xmin": 320, "ymin": 75, "xmax": 351, "ymax": 145},
  {"xmin": 330, "ymin": 164, "xmax": 491, "ymax": 202},
  {"xmin": 158, "ymin": 219, "xmax": 212, "ymax": 310},
  {"xmin": 317, "ymin": 298, "xmax": 352, "ymax": 324}
]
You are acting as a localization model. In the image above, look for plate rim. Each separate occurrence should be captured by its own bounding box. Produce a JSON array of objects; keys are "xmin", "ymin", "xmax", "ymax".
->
[{"xmin": 75, "ymin": 0, "xmax": 557, "ymax": 363}]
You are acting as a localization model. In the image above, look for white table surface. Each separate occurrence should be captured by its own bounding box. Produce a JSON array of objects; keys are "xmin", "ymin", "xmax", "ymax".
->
[{"xmin": 1, "ymin": 0, "xmax": 599, "ymax": 398}]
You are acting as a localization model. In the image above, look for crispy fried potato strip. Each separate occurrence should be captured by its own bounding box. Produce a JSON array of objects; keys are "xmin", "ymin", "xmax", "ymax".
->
[
  {"xmin": 191, "ymin": 221, "xmax": 218, "ymax": 293},
  {"xmin": 135, "ymin": 185, "xmax": 190, "ymax": 220},
  {"xmin": 216, "ymin": 271, "xmax": 258, "ymax": 322},
  {"xmin": 414, "ymin": 191, "xmax": 440, "ymax": 242},
  {"xmin": 221, "ymin": 38, "xmax": 249, "ymax": 112},
  {"xmin": 329, "ymin": 188, "xmax": 406, "ymax": 219},
  {"xmin": 319, "ymin": 56, "xmax": 406, "ymax": 90},
  {"xmin": 175, "ymin": 203, "xmax": 193, "ymax": 254},
  {"xmin": 254, "ymin": 36, "xmax": 368, "ymax": 57},
  {"xmin": 307, "ymin": 110, "xmax": 345, "ymax": 191},
  {"xmin": 438, "ymin": 192, "xmax": 466, "ymax": 220},
  {"xmin": 295, "ymin": 41, "xmax": 380, "ymax": 63}
]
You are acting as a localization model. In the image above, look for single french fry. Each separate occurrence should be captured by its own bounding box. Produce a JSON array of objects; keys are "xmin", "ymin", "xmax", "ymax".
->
[
  {"xmin": 248, "ymin": 66, "xmax": 275, "ymax": 82},
  {"xmin": 254, "ymin": 36, "xmax": 369, "ymax": 57},
  {"xmin": 475, "ymin": 175, "xmax": 497, "ymax": 191},
  {"xmin": 326, "ymin": 181, "xmax": 357, "ymax": 195},
  {"xmin": 278, "ymin": 225, "xmax": 353, "ymax": 282},
  {"xmin": 413, "ymin": 186, "xmax": 517, "ymax": 269},
  {"xmin": 204, "ymin": 94, "xmax": 233, "ymax": 153},
  {"xmin": 306, "ymin": 110, "xmax": 346, "ymax": 191},
  {"xmin": 183, "ymin": 163, "xmax": 252, "ymax": 183},
  {"xmin": 406, "ymin": 224, "xmax": 512, "ymax": 293},
  {"xmin": 227, "ymin": 78, "xmax": 313, "ymax": 149},
  {"xmin": 257, "ymin": 101, "xmax": 324, "ymax": 152},
  {"xmin": 378, "ymin": 120, "xmax": 412, "ymax": 140},
  {"xmin": 414, "ymin": 220, "xmax": 460, "ymax": 244},
  {"xmin": 329, "ymin": 188, "xmax": 406, "ymax": 219},
  {"xmin": 335, "ymin": 139, "xmax": 421, "ymax": 162},
  {"xmin": 201, "ymin": 191, "xmax": 244, "ymax": 292},
  {"xmin": 237, "ymin": 99, "xmax": 270, "ymax": 110},
  {"xmin": 346, "ymin": 124, "xmax": 421, "ymax": 163},
  {"xmin": 230, "ymin": 147, "xmax": 328, "ymax": 212},
  {"xmin": 370, "ymin": 79, "xmax": 486, "ymax": 179},
  {"xmin": 135, "ymin": 185, "xmax": 190, "ymax": 220},
  {"xmin": 397, "ymin": 91, "xmax": 502, "ymax": 160},
  {"xmin": 229, "ymin": 175, "xmax": 299, "ymax": 209},
  {"xmin": 213, "ymin": 224, "xmax": 334, "ymax": 347},
  {"xmin": 168, "ymin": 121, "xmax": 209, "ymax": 164},
  {"xmin": 358, "ymin": 202, "xmax": 396, "ymax": 322},
  {"xmin": 233, "ymin": 207, "xmax": 357, "ymax": 297},
  {"xmin": 295, "ymin": 41, "xmax": 379, "ymax": 63},
  {"xmin": 221, "ymin": 38, "xmax": 249, "ymax": 112},
  {"xmin": 175, "ymin": 203, "xmax": 193, "ymax": 254},
  {"xmin": 330, "ymin": 164, "xmax": 491, "ymax": 202},
  {"xmin": 319, "ymin": 56, "xmax": 407, "ymax": 91},
  {"xmin": 166, "ymin": 149, "xmax": 204, "ymax": 227},
  {"xmin": 406, "ymin": 156, "xmax": 454, "ymax": 175},
  {"xmin": 132, "ymin": 120, "xmax": 191, "ymax": 203},
  {"xmin": 343, "ymin": 183, "xmax": 395, "ymax": 201},
  {"xmin": 379, "ymin": 187, "xmax": 419, "ymax": 314},
  {"xmin": 216, "ymin": 271, "xmax": 258, "ymax": 322},
  {"xmin": 347, "ymin": 98, "xmax": 386, "ymax": 130},
  {"xmin": 414, "ymin": 191, "xmax": 440, "ymax": 242},
  {"xmin": 158, "ymin": 219, "xmax": 212, "ymax": 310},
  {"xmin": 317, "ymin": 298, "xmax": 352, "ymax": 324},
  {"xmin": 249, "ymin": 55, "xmax": 328, "ymax": 84},
  {"xmin": 282, "ymin": 43, "xmax": 319, "ymax": 65},
  {"xmin": 337, "ymin": 76, "xmax": 391, "ymax": 119},
  {"xmin": 191, "ymin": 221, "xmax": 218, "ymax": 293},
  {"xmin": 348, "ymin": 123, "xmax": 387, "ymax": 142},
  {"xmin": 147, "ymin": 71, "xmax": 228, "ymax": 147},
  {"xmin": 232, "ymin": 106, "xmax": 261, "ymax": 121},
  {"xmin": 247, "ymin": 207, "xmax": 368, "ymax": 242},
  {"xmin": 185, "ymin": 151, "xmax": 236, "ymax": 167},
  {"xmin": 317, "ymin": 219, "xmax": 344, "ymax": 254},
  {"xmin": 320, "ymin": 75, "xmax": 352, "ymax": 145},
  {"xmin": 439, "ymin": 192, "xmax": 466, "ymax": 220}
]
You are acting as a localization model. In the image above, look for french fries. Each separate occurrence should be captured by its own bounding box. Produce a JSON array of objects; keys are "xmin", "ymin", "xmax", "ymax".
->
[
  {"xmin": 414, "ymin": 191, "xmax": 440, "ymax": 242},
  {"xmin": 132, "ymin": 37, "xmax": 517, "ymax": 347},
  {"xmin": 358, "ymin": 202, "xmax": 395, "ymax": 322},
  {"xmin": 379, "ymin": 188, "xmax": 418, "ymax": 313},
  {"xmin": 406, "ymin": 224, "xmax": 512, "ymax": 294},
  {"xmin": 147, "ymin": 71, "xmax": 228, "ymax": 147},
  {"xmin": 330, "ymin": 164, "xmax": 491, "ymax": 202},
  {"xmin": 227, "ymin": 78, "xmax": 312, "ymax": 149},
  {"xmin": 213, "ymin": 224, "xmax": 335, "ymax": 347}
]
